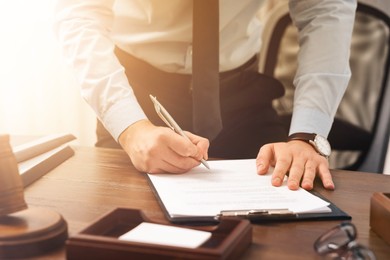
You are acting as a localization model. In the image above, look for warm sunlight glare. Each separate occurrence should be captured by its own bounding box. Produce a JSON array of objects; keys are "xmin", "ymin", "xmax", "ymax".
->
[
  {"xmin": 0, "ymin": 1, "xmax": 96, "ymax": 145},
  {"xmin": 0, "ymin": 1, "xmax": 56, "ymax": 130}
]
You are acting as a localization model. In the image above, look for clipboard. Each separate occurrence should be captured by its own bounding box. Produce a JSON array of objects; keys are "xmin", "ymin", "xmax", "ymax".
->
[
  {"xmin": 245, "ymin": 191, "xmax": 351, "ymax": 223},
  {"xmin": 147, "ymin": 175, "xmax": 351, "ymax": 224}
]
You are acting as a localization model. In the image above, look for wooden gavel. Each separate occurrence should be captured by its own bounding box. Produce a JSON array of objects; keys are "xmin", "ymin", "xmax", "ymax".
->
[
  {"xmin": 0, "ymin": 134, "xmax": 68, "ymax": 258},
  {"xmin": 0, "ymin": 134, "xmax": 28, "ymax": 216}
]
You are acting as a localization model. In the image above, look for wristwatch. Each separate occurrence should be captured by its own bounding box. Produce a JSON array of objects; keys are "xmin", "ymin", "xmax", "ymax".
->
[{"xmin": 287, "ymin": 133, "xmax": 331, "ymax": 158}]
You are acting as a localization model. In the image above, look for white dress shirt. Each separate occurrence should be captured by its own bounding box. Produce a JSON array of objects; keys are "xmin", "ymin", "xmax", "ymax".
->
[{"xmin": 54, "ymin": 0, "xmax": 356, "ymax": 141}]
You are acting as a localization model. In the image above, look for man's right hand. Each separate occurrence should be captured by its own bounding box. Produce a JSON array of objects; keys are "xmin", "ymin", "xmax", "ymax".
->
[{"xmin": 118, "ymin": 119, "xmax": 209, "ymax": 174}]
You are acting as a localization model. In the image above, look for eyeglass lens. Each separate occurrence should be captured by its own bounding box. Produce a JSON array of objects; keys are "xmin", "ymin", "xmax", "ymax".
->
[
  {"xmin": 314, "ymin": 222, "xmax": 376, "ymax": 260},
  {"xmin": 315, "ymin": 223, "xmax": 357, "ymax": 254},
  {"xmin": 345, "ymin": 246, "xmax": 377, "ymax": 260}
]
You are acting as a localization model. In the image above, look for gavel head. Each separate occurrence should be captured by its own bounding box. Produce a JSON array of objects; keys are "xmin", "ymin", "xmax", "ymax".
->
[{"xmin": 0, "ymin": 134, "xmax": 28, "ymax": 216}]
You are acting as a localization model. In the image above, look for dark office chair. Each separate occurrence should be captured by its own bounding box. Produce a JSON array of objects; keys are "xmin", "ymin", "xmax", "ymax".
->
[{"xmin": 258, "ymin": 1, "xmax": 390, "ymax": 173}]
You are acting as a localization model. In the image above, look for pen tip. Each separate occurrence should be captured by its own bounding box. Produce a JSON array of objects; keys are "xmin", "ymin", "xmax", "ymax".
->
[{"xmin": 202, "ymin": 160, "xmax": 210, "ymax": 170}]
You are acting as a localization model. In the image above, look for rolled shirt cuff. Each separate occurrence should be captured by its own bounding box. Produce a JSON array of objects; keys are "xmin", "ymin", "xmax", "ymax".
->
[
  {"xmin": 289, "ymin": 106, "xmax": 333, "ymax": 138},
  {"xmin": 101, "ymin": 97, "xmax": 147, "ymax": 142}
]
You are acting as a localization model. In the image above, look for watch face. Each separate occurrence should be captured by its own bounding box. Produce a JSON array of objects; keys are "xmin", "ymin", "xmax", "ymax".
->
[{"xmin": 314, "ymin": 135, "xmax": 331, "ymax": 157}]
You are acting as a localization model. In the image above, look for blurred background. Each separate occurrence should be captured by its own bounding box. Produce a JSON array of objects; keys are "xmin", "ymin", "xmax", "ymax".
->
[
  {"xmin": 0, "ymin": 0, "xmax": 389, "ymax": 173},
  {"xmin": 0, "ymin": 0, "xmax": 96, "ymax": 146}
]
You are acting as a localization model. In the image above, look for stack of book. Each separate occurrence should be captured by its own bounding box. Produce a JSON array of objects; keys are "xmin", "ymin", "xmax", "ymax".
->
[{"xmin": 10, "ymin": 134, "xmax": 76, "ymax": 187}]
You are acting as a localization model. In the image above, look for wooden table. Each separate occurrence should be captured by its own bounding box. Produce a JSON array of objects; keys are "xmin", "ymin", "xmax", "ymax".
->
[{"xmin": 22, "ymin": 146, "xmax": 390, "ymax": 259}]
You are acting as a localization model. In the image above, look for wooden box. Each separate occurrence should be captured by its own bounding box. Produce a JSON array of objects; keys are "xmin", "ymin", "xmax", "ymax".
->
[
  {"xmin": 66, "ymin": 208, "xmax": 252, "ymax": 259},
  {"xmin": 370, "ymin": 192, "xmax": 390, "ymax": 245}
]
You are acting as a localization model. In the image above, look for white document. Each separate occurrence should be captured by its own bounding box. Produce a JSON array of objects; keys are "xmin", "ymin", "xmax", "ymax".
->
[
  {"xmin": 147, "ymin": 159, "xmax": 330, "ymax": 219},
  {"xmin": 119, "ymin": 222, "xmax": 211, "ymax": 248}
]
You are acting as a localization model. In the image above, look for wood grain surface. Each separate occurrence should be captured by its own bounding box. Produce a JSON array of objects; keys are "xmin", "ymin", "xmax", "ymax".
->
[{"xmin": 22, "ymin": 146, "xmax": 390, "ymax": 260}]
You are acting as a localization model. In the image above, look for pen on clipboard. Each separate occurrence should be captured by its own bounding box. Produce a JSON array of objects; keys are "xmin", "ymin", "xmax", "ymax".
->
[
  {"xmin": 149, "ymin": 95, "xmax": 210, "ymax": 170},
  {"xmin": 215, "ymin": 209, "xmax": 296, "ymax": 221}
]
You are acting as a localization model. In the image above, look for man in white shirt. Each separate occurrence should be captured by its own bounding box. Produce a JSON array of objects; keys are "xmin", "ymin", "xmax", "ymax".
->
[{"xmin": 54, "ymin": 0, "xmax": 356, "ymax": 191}]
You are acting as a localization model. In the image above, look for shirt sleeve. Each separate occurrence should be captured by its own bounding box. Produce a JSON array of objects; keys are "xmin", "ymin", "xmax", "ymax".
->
[
  {"xmin": 288, "ymin": 0, "xmax": 357, "ymax": 137},
  {"xmin": 53, "ymin": 0, "xmax": 147, "ymax": 141}
]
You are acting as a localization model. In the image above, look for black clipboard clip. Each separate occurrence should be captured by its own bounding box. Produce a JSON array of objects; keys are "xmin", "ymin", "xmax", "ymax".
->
[{"xmin": 215, "ymin": 209, "xmax": 296, "ymax": 221}]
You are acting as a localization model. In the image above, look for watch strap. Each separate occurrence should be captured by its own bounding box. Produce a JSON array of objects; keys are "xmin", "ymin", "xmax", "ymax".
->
[
  {"xmin": 287, "ymin": 132, "xmax": 331, "ymax": 158},
  {"xmin": 287, "ymin": 133, "xmax": 316, "ymax": 142}
]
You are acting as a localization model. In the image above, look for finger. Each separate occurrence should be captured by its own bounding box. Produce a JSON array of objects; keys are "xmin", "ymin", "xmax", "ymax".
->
[
  {"xmin": 147, "ymin": 151, "xmax": 201, "ymax": 174},
  {"xmin": 142, "ymin": 135, "xmax": 201, "ymax": 173},
  {"xmin": 287, "ymin": 157, "xmax": 306, "ymax": 190},
  {"xmin": 148, "ymin": 164, "xmax": 185, "ymax": 174},
  {"xmin": 300, "ymin": 160, "xmax": 317, "ymax": 190},
  {"xmin": 256, "ymin": 144, "xmax": 273, "ymax": 175},
  {"xmin": 164, "ymin": 146, "xmax": 202, "ymax": 173},
  {"xmin": 164, "ymin": 131, "xmax": 201, "ymax": 159},
  {"xmin": 139, "ymin": 158, "xmax": 184, "ymax": 174},
  {"xmin": 150, "ymin": 158, "xmax": 199, "ymax": 174},
  {"xmin": 139, "ymin": 150, "xmax": 185, "ymax": 174},
  {"xmin": 317, "ymin": 160, "xmax": 335, "ymax": 190},
  {"xmin": 184, "ymin": 131, "xmax": 210, "ymax": 160},
  {"xmin": 272, "ymin": 155, "xmax": 292, "ymax": 187}
]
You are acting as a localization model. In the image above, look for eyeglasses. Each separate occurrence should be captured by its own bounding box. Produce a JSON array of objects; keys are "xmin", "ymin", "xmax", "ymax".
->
[{"xmin": 314, "ymin": 222, "xmax": 376, "ymax": 260}]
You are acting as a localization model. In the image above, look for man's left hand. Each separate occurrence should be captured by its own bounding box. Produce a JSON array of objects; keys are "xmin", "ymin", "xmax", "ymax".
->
[{"xmin": 256, "ymin": 141, "xmax": 334, "ymax": 191}]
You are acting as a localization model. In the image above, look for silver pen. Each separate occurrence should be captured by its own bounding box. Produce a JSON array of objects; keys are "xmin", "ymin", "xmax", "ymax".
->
[{"xmin": 149, "ymin": 95, "xmax": 210, "ymax": 170}]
